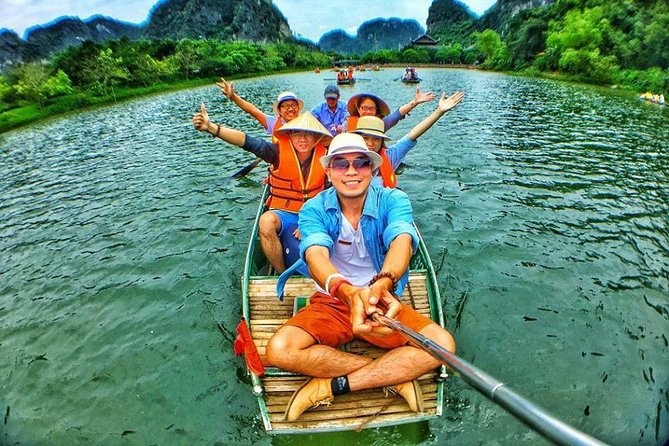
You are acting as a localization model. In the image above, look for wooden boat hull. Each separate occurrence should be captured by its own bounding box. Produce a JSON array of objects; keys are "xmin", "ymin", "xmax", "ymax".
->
[
  {"xmin": 337, "ymin": 78, "xmax": 356, "ymax": 85},
  {"xmin": 402, "ymin": 78, "xmax": 421, "ymax": 84},
  {"xmin": 241, "ymin": 186, "xmax": 447, "ymax": 434}
]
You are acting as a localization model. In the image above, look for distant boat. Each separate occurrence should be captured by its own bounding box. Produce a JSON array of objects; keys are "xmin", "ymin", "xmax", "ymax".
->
[
  {"xmin": 639, "ymin": 92, "xmax": 665, "ymax": 105},
  {"xmin": 401, "ymin": 67, "xmax": 421, "ymax": 83},
  {"xmin": 337, "ymin": 77, "xmax": 356, "ymax": 85}
]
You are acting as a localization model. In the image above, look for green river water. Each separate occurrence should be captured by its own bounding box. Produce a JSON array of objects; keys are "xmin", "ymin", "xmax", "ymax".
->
[{"xmin": 1, "ymin": 69, "xmax": 668, "ymax": 445}]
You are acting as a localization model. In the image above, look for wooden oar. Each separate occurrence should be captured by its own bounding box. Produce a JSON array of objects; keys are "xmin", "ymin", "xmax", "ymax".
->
[
  {"xmin": 231, "ymin": 158, "xmax": 262, "ymax": 178},
  {"xmin": 371, "ymin": 313, "xmax": 608, "ymax": 446}
]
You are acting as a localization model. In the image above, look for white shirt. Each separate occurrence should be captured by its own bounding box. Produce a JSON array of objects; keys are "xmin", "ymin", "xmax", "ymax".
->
[{"xmin": 315, "ymin": 216, "xmax": 377, "ymax": 295}]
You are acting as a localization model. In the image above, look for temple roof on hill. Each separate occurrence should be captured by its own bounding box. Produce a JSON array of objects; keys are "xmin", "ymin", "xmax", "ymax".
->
[{"xmin": 411, "ymin": 34, "xmax": 440, "ymax": 45}]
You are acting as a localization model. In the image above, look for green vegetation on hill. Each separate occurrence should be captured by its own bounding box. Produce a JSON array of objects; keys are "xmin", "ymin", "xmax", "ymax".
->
[
  {"xmin": 0, "ymin": 38, "xmax": 330, "ymax": 132},
  {"xmin": 477, "ymin": 0, "xmax": 669, "ymax": 93},
  {"xmin": 2, "ymin": 0, "xmax": 668, "ymax": 133}
]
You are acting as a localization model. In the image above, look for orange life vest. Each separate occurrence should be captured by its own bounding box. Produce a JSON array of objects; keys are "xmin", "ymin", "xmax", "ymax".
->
[
  {"xmin": 346, "ymin": 115, "xmax": 359, "ymax": 131},
  {"xmin": 377, "ymin": 148, "xmax": 397, "ymax": 188},
  {"xmin": 265, "ymin": 134, "xmax": 327, "ymax": 212},
  {"xmin": 270, "ymin": 118, "xmax": 283, "ymax": 144},
  {"xmin": 345, "ymin": 118, "xmax": 396, "ymax": 187}
]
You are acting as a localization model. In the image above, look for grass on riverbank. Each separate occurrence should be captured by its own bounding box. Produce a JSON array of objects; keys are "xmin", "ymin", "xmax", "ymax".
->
[
  {"xmin": 0, "ymin": 78, "xmax": 208, "ymax": 133},
  {"xmin": 0, "ymin": 69, "xmax": 304, "ymax": 134}
]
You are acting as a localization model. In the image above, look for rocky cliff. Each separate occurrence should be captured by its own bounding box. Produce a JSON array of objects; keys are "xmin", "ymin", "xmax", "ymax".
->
[
  {"xmin": 0, "ymin": 30, "xmax": 30, "ymax": 70},
  {"xmin": 319, "ymin": 18, "xmax": 424, "ymax": 55},
  {"xmin": 478, "ymin": 0, "xmax": 555, "ymax": 36},
  {"xmin": 25, "ymin": 16, "xmax": 143, "ymax": 59},
  {"xmin": 426, "ymin": 0, "xmax": 478, "ymax": 45},
  {"xmin": 1, "ymin": 0, "xmax": 292, "ymax": 70},
  {"xmin": 143, "ymin": 0, "xmax": 291, "ymax": 42}
]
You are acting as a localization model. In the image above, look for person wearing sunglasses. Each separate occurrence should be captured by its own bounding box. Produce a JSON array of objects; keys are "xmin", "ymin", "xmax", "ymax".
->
[
  {"xmin": 352, "ymin": 90, "xmax": 465, "ymax": 188},
  {"xmin": 268, "ymin": 133, "xmax": 456, "ymax": 421},
  {"xmin": 342, "ymin": 88, "xmax": 437, "ymax": 133},
  {"xmin": 193, "ymin": 106, "xmax": 331, "ymax": 274},
  {"xmin": 217, "ymin": 78, "xmax": 303, "ymax": 142}
]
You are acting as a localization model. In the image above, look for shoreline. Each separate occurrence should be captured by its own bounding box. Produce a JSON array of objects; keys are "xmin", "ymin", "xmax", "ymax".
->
[
  {"xmin": 0, "ymin": 66, "xmax": 653, "ymax": 134},
  {"xmin": 0, "ymin": 68, "xmax": 305, "ymax": 134}
]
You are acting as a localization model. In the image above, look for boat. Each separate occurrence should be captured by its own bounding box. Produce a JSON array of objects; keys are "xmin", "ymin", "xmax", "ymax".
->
[
  {"xmin": 337, "ymin": 77, "xmax": 356, "ymax": 86},
  {"xmin": 639, "ymin": 92, "xmax": 665, "ymax": 105},
  {"xmin": 401, "ymin": 67, "xmax": 421, "ymax": 84},
  {"xmin": 240, "ymin": 185, "xmax": 448, "ymax": 434}
]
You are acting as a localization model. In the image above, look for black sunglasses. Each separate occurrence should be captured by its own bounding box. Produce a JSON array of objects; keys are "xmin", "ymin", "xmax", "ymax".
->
[{"xmin": 329, "ymin": 158, "xmax": 372, "ymax": 171}]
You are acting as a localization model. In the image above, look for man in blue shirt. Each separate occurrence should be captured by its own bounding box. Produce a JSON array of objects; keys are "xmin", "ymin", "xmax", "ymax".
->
[
  {"xmin": 311, "ymin": 84, "xmax": 348, "ymax": 136},
  {"xmin": 268, "ymin": 133, "xmax": 457, "ymax": 422}
]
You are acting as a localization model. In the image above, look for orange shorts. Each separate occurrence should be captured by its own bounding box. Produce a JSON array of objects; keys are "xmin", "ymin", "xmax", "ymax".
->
[{"xmin": 285, "ymin": 291, "xmax": 434, "ymax": 349}]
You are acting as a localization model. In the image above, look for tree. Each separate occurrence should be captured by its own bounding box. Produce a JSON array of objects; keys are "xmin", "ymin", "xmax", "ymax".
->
[
  {"xmin": 475, "ymin": 29, "xmax": 503, "ymax": 62},
  {"xmin": 42, "ymin": 70, "xmax": 73, "ymax": 97},
  {"xmin": 507, "ymin": 16, "xmax": 549, "ymax": 69},
  {"xmin": 88, "ymin": 48, "xmax": 129, "ymax": 99},
  {"xmin": 12, "ymin": 63, "xmax": 51, "ymax": 107},
  {"xmin": 435, "ymin": 43, "xmax": 463, "ymax": 64}
]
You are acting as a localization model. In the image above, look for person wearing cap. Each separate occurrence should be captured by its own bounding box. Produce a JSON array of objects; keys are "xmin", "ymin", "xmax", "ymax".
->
[
  {"xmin": 267, "ymin": 133, "xmax": 456, "ymax": 422},
  {"xmin": 353, "ymin": 90, "xmax": 465, "ymax": 188},
  {"xmin": 216, "ymin": 78, "xmax": 303, "ymax": 141},
  {"xmin": 311, "ymin": 84, "xmax": 347, "ymax": 136},
  {"xmin": 193, "ymin": 104, "xmax": 331, "ymax": 273},
  {"xmin": 342, "ymin": 88, "xmax": 437, "ymax": 132}
]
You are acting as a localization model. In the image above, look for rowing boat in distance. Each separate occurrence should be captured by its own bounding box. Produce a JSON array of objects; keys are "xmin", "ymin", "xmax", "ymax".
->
[{"xmin": 240, "ymin": 185, "xmax": 449, "ymax": 434}]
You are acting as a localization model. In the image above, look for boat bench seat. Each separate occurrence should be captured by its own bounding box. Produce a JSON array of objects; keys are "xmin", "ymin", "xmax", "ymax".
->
[{"xmin": 247, "ymin": 271, "xmax": 444, "ymax": 433}]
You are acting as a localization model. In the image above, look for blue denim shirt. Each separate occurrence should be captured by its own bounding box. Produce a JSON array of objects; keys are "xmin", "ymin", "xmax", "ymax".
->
[
  {"xmin": 311, "ymin": 101, "xmax": 348, "ymax": 136},
  {"xmin": 276, "ymin": 184, "xmax": 419, "ymax": 300}
]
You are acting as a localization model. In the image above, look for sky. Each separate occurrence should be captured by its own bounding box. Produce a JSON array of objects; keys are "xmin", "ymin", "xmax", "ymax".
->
[{"xmin": 0, "ymin": 0, "xmax": 497, "ymax": 42}]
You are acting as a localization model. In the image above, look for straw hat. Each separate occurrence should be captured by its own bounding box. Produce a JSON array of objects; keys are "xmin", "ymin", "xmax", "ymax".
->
[
  {"xmin": 320, "ymin": 133, "xmax": 383, "ymax": 170},
  {"xmin": 275, "ymin": 112, "xmax": 332, "ymax": 139},
  {"xmin": 352, "ymin": 116, "xmax": 391, "ymax": 140},
  {"xmin": 346, "ymin": 93, "xmax": 391, "ymax": 117},
  {"xmin": 272, "ymin": 91, "xmax": 304, "ymax": 115}
]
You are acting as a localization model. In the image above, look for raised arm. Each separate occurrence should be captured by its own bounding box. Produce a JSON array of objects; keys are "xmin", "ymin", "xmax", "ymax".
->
[
  {"xmin": 397, "ymin": 87, "xmax": 437, "ymax": 116},
  {"xmin": 216, "ymin": 78, "xmax": 269, "ymax": 129},
  {"xmin": 193, "ymin": 102, "xmax": 246, "ymax": 147},
  {"xmin": 407, "ymin": 91, "xmax": 464, "ymax": 141}
]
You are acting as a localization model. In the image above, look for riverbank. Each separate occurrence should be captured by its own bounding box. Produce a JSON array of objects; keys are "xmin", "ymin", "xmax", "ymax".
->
[
  {"xmin": 2, "ymin": 65, "xmax": 661, "ymax": 134},
  {"xmin": 0, "ymin": 69, "xmax": 305, "ymax": 134}
]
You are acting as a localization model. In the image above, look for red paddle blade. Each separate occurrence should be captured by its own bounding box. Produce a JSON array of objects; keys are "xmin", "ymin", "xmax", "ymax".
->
[{"xmin": 235, "ymin": 318, "xmax": 265, "ymax": 376}]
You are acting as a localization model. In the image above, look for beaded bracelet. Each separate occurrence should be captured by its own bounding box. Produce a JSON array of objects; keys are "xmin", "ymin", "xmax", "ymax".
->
[
  {"xmin": 368, "ymin": 271, "xmax": 397, "ymax": 293},
  {"xmin": 212, "ymin": 124, "xmax": 221, "ymax": 137}
]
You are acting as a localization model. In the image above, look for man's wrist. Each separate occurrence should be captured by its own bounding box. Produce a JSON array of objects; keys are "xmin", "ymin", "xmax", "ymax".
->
[
  {"xmin": 329, "ymin": 279, "xmax": 352, "ymax": 301},
  {"xmin": 372, "ymin": 276, "xmax": 394, "ymax": 292},
  {"xmin": 369, "ymin": 271, "xmax": 398, "ymax": 293}
]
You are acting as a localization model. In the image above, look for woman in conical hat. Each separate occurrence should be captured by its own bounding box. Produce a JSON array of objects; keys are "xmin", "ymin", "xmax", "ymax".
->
[
  {"xmin": 351, "ymin": 91, "xmax": 465, "ymax": 188},
  {"xmin": 193, "ymin": 107, "xmax": 331, "ymax": 274},
  {"xmin": 342, "ymin": 87, "xmax": 438, "ymax": 133}
]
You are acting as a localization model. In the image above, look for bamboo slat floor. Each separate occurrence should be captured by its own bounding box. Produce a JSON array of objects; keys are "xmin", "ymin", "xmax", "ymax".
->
[{"xmin": 247, "ymin": 272, "xmax": 443, "ymax": 433}]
